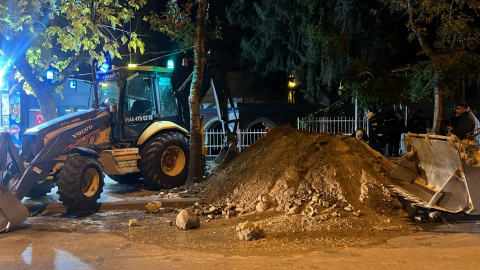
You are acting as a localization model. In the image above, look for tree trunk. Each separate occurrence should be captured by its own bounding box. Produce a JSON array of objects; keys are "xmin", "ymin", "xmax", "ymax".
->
[
  {"xmin": 36, "ymin": 90, "xmax": 58, "ymax": 122},
  {"xmin": 92, "ymin": 62, "xmax": 99, "ymax": 109},
  {"xmin": 185, "ymin": 0, "xmax": 208, "ymax": 187},
  {"xmin": 432, "ymin": 70, "xmax": 443, "ymax": 135}
]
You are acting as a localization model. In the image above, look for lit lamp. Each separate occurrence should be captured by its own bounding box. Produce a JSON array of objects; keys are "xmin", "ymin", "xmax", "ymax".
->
[
  {"xmin": 46, "ymin": 70, "xmax": 54, "ymax": 80},
  {"xmin": 288, "ymin": 75, "xmax": 296, "ymax": 103},
  {"xmin": 167, "ymin": 59, "xmax": 174, "ymax": 69},
  {"xmin": 288, "ymin": 80, "xmax": 296, "ymax": 88},
  {"xmin": 99, "ymin": 62, "xmax": 109, "ymax": 72}
]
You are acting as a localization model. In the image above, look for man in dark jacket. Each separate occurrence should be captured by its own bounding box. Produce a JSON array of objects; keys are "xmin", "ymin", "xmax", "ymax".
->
[
  {"xmin": 407, "ymin": 108, "xmax": 427, "ymax": 134},
  {"xmin": 447, "ymin": 103, "xmax": 475, "ymax": 140},
  {"xmin": 367, "ymin": 112, "xmax": 385, "ymax": 153},
  {"xmin": 384, "ymin": 108, "xmax": 397, "ymax": 156}
]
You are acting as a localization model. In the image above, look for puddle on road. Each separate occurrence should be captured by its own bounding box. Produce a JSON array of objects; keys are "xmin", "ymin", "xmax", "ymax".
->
[{"xmin": 23, "ymin": 210, "xmax": 412, "ymax": 257}]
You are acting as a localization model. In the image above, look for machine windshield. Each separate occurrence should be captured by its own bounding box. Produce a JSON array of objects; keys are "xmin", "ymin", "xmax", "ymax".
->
[{"xmin": 98, "ymin": 76, "xmax": 120, "ymax": 107}]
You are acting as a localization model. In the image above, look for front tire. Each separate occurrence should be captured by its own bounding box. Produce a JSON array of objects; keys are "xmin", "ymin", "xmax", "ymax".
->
[
  {"xmin": 57, "ymin": 155, "xmax": 105, "ymax": 210},
  {"xmin": 27, "ymin": 180, "xmax": 56, "ymax": 199},
  {"xmin": 139, "ymin": 132, "xmax": 190, "ymax": 189}
]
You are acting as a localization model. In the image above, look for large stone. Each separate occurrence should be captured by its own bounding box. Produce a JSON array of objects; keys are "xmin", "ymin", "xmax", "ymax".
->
[
  {"xmin": 146, "ymin": 201, "xmax": 162, "ymax": 213},
  {"xmin": 176, "ymin": 209, "xmax": 200, "ymax": 230},
  {"xmin": 256, "ymin": 201, "xmax": 270, "ymax": 213},
  {"xmin": 236, "ymin": 221, "xmax": 266, "ymax": 241}
]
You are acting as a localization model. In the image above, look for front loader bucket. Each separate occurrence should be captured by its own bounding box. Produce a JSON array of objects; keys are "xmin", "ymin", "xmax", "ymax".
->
[
  {"xmin": 390, "ymin": 134, "xmax": 477, "ymax": 214},
  {"xmin": 0, "ymin": 182, "xmax": 29, "ymax": 232},
  {"xmin": 209, "ymin": 144, "xmax": 240, "ymax": 171}
]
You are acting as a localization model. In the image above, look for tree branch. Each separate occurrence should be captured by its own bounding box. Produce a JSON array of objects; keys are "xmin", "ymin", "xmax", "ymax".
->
[{"xmin": 407, "ymin": 0, "xmax": 435, "ymax": 60}]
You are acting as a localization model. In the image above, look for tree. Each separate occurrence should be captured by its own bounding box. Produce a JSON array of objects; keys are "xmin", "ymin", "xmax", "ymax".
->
[
  {"xmin": 381, "ymin": 0, "xmax": 480, "ymax": 134},
  {"xmin": 0, "ymin": 0, "xmax": 146, "ymax": 121},
  {"xmin": 147, "ymin": 0, "xmax": 214, "ymax": 185},
  {"xmin": 226, "ymin": 0, "xmax": 402, "ymax": 105}
]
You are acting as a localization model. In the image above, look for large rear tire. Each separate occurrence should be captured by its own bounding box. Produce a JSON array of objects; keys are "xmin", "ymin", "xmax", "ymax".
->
[
  {"xmin": 57, "ymin": 155, "xmax": 105, "ymax": 210},
  {"xmin": 107, "ymin": 172, "xmax": 142, "ymax": 183},
  {"xmin": 139, "ymin": 132, "xmax": 190, "ymax": 189}
]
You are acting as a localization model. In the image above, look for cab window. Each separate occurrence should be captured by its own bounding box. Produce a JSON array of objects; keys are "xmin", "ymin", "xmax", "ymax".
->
[
  {"xmin": 158, "ymin": 77, "xmax": 177, "ymax": 117},
  {"xmin": 124, "ymin": 73, "xmax": 157, "ymax": 121}
]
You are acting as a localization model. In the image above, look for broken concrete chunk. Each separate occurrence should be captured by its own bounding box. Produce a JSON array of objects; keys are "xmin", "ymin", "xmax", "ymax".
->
[
  {"xmin": 173, "ymin": 188, "xmax": 179, "ymax": 193},
  {"xmin": 224, "ymin": 203, "xmax": 235, "ymax": 211},
  {"xmin": 166, "ymin": 220, "xmax": 173, "ymax": 226},
  {"xmin": 128, "ymin": 219, "xmax": 138, "ymax": 227},
  {"xmin": 294, "ymin": 199, "xmax": 302, "ymax": 206},
  {"xmin": 344, "ymin": 206, "xmax": 353, "ymax": 212},
  {"xmin": 176, "ymin": 209, "xmax": 200, "ymax": 230},
  {"xmin": 146, "ymin": 201, "xmax": 162, "ymax": 213},
  {"xmin": 236, "ymin": 221, "xmax": 266, "ymax": 241},
  {"xmin": 207, "ymin": 214, "xmax": 215, "ymax": 220},
  {"xmin": 289, "ymin": 206, "xmax": 300, "ymax": 215},
  {"xmin": 256, "ymin": 201, "xmax": 271, "ymax": 213},
  {"xmin": 312, "ymin": 196, "xmax": 319, "ymax": 202}
]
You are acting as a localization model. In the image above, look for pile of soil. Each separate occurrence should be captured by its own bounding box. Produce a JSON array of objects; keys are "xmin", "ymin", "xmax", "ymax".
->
[{"xmin": 200, "ymin": 125, "xmax": 408, "ymax": 239}]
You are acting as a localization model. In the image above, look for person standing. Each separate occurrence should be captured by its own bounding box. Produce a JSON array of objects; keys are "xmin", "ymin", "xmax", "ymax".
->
[
  {"xmin": 446, "ymin": 102, "xmax": 475, "ymax": 140},
  {"xmin": 393, "ymin": 109, "xmax": 406, "ymax": 156},
  {"xmin": 384, "ymin": 108, "xmax": 397, "ymax": 157},
  {"xmin": 407, "ymin": 108, "xmax": 427, "ymax": 134},
  {"xmin": 367, "ymin": 112, "xmax": 385, "ymax": 153}
]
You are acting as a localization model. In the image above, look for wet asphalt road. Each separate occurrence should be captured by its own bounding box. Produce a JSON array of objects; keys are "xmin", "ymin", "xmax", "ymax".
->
[{"xmin": 2, "ymin": 173, "xmax": 480, "ymax": 269}]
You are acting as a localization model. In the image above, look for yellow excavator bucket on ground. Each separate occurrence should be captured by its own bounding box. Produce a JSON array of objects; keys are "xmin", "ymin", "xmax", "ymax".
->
[{"xmin": 390, "ymin": 133, "xmax": 480, "ymax": 215}]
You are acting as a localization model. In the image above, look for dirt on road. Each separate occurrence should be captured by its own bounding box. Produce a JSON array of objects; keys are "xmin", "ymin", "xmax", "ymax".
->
[{"xmin": 198, "ymin": 125, "xmax": 409, "ymax": 247}]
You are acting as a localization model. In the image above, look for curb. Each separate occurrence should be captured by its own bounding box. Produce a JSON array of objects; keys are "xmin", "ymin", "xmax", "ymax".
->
[{"xmin": 25, "ymin": 198, "xmax": 200, "ymax": 214}]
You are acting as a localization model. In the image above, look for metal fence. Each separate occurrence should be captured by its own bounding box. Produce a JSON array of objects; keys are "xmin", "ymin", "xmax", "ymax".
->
[
  {"xmin": 297, "ymin": 116, "xmax": 408, "ymax": 155},
  {"xmin": 297, "ymin": 117, "xmax": 366, "ymax": 135},
  {"xmin": 204, "ymin": 129, "xmax": 268, "ymax": 158}
]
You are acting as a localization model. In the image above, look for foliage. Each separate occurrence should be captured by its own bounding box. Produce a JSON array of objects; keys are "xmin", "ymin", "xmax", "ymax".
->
[
  {"xmin": 145, "ymin": 0, "xmax": 221, "ymax": 50},
  {"xmin": 0, "ymin": 0, "xmax": 147, "ymax": 119},
  {"xmin": 227, "ymin": 0, "xmax": 399, "ymax": 103},
  {"xmin": 380, "ymin": 0, "xmax": 480, "ymax": 98},
  {"xmin": 409, "ymin": 61, "xmax": 434, "ymax": 103}
]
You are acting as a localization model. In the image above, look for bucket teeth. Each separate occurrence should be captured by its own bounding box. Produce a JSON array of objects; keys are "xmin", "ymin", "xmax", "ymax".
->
[{"xmin": 388, "ymin": 185, "xmax": 423, "ymax": 204}]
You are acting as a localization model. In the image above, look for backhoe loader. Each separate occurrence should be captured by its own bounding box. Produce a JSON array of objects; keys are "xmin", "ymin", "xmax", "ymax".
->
[
  {"xmin": 0, "ymin": 64, "xmax": 238, "ymax": 232},
  {"xmin": 390, "ymin": 132, "xmax": 480, "ymax": 215}
]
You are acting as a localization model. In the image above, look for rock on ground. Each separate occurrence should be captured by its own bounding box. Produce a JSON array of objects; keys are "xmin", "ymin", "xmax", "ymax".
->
[
  {"xmin": 176, "ymin": 209, "xmax": 200, "ymax": 230},
  {"xmin": 236, "ymin": 221, "xmax": 266, "ymax": 241},
  {"xmin": 128, "ymin": 218, "xmax": 138, "ymax": 227},
  {"xmin": 146, "ymin": 201, "xmax": 162, "ymax": 213}
]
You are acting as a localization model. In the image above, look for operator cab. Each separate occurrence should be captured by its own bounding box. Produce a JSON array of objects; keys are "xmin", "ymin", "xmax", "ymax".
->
[{"xmin": 97, "ymin": 66, "xmax": 177, "ymax": 141}]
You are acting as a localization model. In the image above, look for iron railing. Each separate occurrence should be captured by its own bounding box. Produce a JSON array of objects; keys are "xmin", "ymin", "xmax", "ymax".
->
[{"xmin": 204, "ymin": 129, "xmax": 268, "ymax": 158}]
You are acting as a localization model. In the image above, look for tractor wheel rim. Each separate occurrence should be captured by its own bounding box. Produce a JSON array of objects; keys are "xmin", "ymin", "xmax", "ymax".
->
[
  {"xmin": 82, "ymin": 168, "xmax": 100, "ymax": 197},
  {"xmin": 161, "ymin": 146, "xmax": 186, "ymax": 176}
]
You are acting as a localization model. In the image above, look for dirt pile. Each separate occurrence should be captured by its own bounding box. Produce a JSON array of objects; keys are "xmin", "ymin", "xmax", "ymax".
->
[{"xmin": 201, "ymin": 125, "xmax": 406, "ymax": 232}]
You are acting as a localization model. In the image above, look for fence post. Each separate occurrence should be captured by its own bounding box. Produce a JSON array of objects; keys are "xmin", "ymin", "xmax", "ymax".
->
[{"xmin": 237, "ymin": 129, "xmax": 242, "ymax": 150}]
